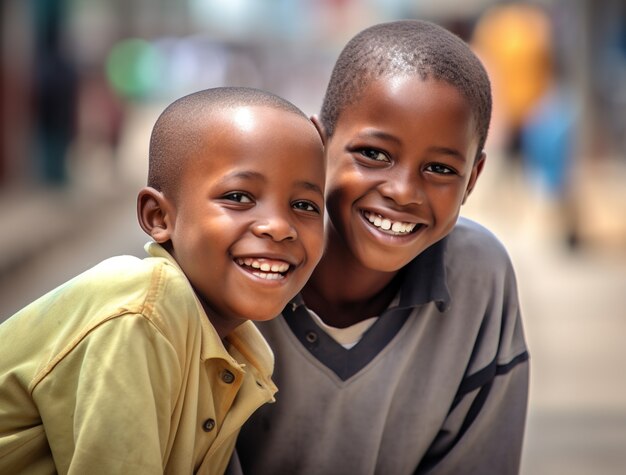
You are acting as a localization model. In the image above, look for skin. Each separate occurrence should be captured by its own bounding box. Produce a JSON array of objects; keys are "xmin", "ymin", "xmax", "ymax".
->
[
  {"xmin": 305, "ymin": 76, "xmax": 485, "ymax": 328},
  {"xmin": 138, "ymin": 105, "xmax": 326, "ymax": 338}
]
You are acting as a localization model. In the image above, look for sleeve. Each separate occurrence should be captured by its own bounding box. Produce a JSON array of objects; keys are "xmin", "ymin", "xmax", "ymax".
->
[
  {"xmin": 417, "ymin": 256, "xmax": 530, "ymax": 475},
  {"xmin": 33, "ymin": 314, "xmax": 183, "ymax": 475}
]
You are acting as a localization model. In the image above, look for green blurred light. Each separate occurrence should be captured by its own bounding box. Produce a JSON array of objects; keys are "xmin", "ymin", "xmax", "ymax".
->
[{"xmin": 105, "ymin": 38, "xmax": 163, "ymax": 99}]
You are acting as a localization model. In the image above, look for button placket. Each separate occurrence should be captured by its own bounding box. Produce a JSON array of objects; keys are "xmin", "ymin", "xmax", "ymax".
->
[
  {"xmin": 221, "ymin": 369, "xmax": 235, "ymax": 384},
  {"xmin": 202, "ymin": 418, "xmax": 215, "ymax": 432}
]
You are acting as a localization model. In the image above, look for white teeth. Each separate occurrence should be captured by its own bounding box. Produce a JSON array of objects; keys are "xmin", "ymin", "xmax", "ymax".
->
[
  {"xmin": 363, "ymin": 211, "xmax": 417, "ymax": 235},
  {"xmin": 270, "ymin": 263, "xmax": 287, "ymax": 272},
  {"xmin": 251, "ymin": 271, "xmax": 284, "ymax": 280},
  {"xmin": 235, "ymin": 257, "xmax": 290, "ymax": 276}
]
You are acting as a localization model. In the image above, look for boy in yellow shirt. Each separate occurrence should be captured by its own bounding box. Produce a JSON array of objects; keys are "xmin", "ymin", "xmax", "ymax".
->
[{"xmin": 0, "ymin": 87, "xmax": 326, "ymax": 474}]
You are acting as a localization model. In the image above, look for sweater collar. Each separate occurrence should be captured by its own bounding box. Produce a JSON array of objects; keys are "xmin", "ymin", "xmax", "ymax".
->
[{"xmin": 396, "ymin": 237, "xmax": 451, "ymax": 312}]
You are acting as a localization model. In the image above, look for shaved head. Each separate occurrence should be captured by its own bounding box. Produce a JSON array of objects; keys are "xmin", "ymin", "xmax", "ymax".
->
[
  {"xmin": 320, "ymin": 20, "xmax": 492, "ymax": 160},
  {"xmin": 148, "ymin": 87, "xmax": 309, "ymax": 194}
]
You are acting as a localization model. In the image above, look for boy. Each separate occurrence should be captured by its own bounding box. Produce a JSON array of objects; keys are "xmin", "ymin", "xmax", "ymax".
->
[
  {"xmin": 236, "ymin": 20, "xmax": 529, "ymax": 474},
  {"xmin": 0, "ymin": 87, "xmax": 326, "ymax": 474}
]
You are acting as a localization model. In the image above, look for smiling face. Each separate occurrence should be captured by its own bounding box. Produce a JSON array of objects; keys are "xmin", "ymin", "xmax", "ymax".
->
[
  {"xmin": 322, "ymin": 75, "xmax": 484, "ymax": 274},
  {"xmin": 142, "ymin": 105, "xmax": 325, "ymax": 335}
]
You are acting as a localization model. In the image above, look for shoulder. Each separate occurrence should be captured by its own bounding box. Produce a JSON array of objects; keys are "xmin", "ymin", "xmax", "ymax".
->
[
  {"xmin": 9, "ymin": 253, "xmax": 197, "ymax": 333},
  {"xmin": 447, "ymin": 220, "xmax": 528, "ymax": 372},
  {"xmin": 76, "ymin": 253, "xmax": 190, "ymax": 300},
  {"xmin": 439, "ymin": 218, "xmax": 521, "ymax": 322},
  {"xmin": 443, "ymin": 217, "xmax": 515, "ymax": 276},
  {"xmin": 87, "ymin": 254, "xmax": 202, "ymax": 332},
  {"xmin": 83, "ymin": 253, "xmax": 179, "ymax": 285}
]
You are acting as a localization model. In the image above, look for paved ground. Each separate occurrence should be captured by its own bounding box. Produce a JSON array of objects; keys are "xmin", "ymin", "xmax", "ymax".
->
[{"xmin": 1, "ymin": 110, "xmax": 625, "ymax": 474}]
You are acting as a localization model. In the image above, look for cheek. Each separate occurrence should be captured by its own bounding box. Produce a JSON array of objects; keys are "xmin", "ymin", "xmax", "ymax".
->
[
  {"xmin": 325, "ymin": 154, "xmax": 361, "ymax": 191},
  {"xmin": 325, "ymin": 165, "xmax": 366, "ymax": 212},
  {"xmin": 324, "ymin": 188, "xmax": 352, "ymax": 237},
  {"xmin": 431, "ymin": 182, "xmax": 467, "ymax": 210},
  {"xmin": 302, "ymin": 221, "xmax": 326, "ymax": 263},
  {"xmin": 430, "ymin": 191, "xmax": 465, "ymax": 233}
]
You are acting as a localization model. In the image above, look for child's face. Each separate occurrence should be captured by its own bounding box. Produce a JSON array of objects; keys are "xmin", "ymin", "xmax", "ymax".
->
[
  {"xmin": 323, "ymin": 76, "xmax": 484, "ymax": 272},
  {"xmin": 166, "ymin": 106, "xmax": 325, "ymax": 331}
]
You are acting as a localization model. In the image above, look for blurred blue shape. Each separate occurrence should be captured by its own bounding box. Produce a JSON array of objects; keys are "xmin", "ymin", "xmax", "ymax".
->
[{"xmin": 521, "ymin": 86, "xmax": 578, "ymax": 197}]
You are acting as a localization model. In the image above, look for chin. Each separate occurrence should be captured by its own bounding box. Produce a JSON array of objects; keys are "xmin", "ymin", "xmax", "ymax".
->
[
  {"xmin": 238, "ymin": 304, "xmax": 286, "ymax": 323},
  {"xmin": 367, "ymin": 261, "xmax": 409, "ymax": 273},
  {"xmin": 357, "ymin": 249, "xmax": 416, "ymax": 273}
]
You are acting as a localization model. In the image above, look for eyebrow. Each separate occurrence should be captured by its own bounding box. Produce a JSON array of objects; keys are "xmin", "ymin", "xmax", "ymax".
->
[
  {"xmin": 357, "ymin": 129, "xmax": 467, "ymax": 163},
  {"xmin": 427, "ymin": 146, "xmax": 467, "ymax": 163},
  {"xmin": 357, "ymin": 129, "xmax": 401, "ymax": 145},
  {"xmin": 219, "ymin": 171, "xmax": 323, "ymax": 196},
  {"xmin": 220, "ymin": 170, "xmax": 266, "ymax": 183},
  {"xmin": 296, "ymin": 181, "xmax": 324, "ymax": 196}
]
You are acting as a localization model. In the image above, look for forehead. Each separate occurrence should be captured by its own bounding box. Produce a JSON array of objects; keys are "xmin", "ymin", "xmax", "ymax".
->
[
  {"xmin": 335, "ymin": 75, "xmax": 477, "ymax": 151},
  {"xmin": 179, "ymin": 105, "xmax": 325, "ymax": 186}
]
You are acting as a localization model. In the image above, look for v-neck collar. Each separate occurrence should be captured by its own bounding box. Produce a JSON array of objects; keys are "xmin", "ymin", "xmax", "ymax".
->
[{"xmin": 282, "ymin": 237, "xmax": 450, "ymax": 380}]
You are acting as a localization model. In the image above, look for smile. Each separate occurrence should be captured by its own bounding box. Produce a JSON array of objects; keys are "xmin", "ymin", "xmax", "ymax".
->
[
  {"xmin": 235, "ymin": 257, "xmax": 291, "ymax": 280},
  {"xmin": 362, "ymin": 211, "xmax": 418, "ymax": 235}
]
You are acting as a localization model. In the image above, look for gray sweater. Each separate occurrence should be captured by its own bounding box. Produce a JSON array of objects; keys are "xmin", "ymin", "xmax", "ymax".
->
[{"xmin": 235, "ymin": 218, "xmax": 529, "ymax": 475}]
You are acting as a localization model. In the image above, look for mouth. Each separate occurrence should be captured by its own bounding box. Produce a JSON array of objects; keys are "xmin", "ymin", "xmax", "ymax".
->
[
  {"xmin": 234, "ymin": 257, "xmax": 292, "ymax": 281},
  {"xmin": 362, "ymin": 210, "xmax": 423, "ymax": 236}
]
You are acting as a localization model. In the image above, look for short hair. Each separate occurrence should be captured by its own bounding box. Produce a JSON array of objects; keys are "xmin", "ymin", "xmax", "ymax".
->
[
  {"xmin": 320, "ymin": 20, "xmax": 492, "ymax": 160},
  {"xmin": 148, "ymin": 87, "xmax": 309, "ymax": 192}
]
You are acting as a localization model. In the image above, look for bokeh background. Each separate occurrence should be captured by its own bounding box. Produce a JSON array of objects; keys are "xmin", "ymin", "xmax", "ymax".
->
[{"xmin": 1, "ymin": 0, "xmax": 625, "ymax": 473}]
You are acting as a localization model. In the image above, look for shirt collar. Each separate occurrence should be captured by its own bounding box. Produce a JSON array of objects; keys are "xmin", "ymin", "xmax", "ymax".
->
[
  {"xmin": 144, "ymin": 241, "xmax": 275, "ymax": 385},
  {"xmin": 396, "ymin": 237, "xmax": 451, "ymax": 312},
  {"xmin": 287, "ymin": 237, "xmax": 451, "ymax": 316}
]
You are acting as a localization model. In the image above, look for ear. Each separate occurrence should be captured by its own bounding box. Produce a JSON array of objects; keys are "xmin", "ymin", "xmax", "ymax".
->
[
  {"xmin": 462, "ymin": 152, "xmax": 486, "ymax": 204},
  {"xmin": 310, "ymin": 115, "xmax": 328, "ymax": 146},
  {"xmin": 137, "ymin": 187, "xmax": 174, "ymax": 243}
]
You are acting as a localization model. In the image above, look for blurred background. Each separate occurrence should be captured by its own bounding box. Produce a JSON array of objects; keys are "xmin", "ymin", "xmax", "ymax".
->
[{"xmin": 1, "ymin": 0, "xmax": 625, "ymax": 473}]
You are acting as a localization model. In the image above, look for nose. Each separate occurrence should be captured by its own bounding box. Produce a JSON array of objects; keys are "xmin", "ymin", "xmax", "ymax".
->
[
  {"xmin": 378, "ymin": 168, "xmax": 424, "ymax": 206},
  {"xmin": 251, "ymin": 214, "xmax": 298, "ymax": 242}
]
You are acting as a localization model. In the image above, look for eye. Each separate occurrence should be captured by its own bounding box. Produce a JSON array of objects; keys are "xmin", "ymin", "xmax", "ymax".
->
[
  {"xmin": 358, "ymin": 148, "xmax": 390, "ymax": 163},
  {"xmin": 222, "ymin": 192, "xmax": 254, "ymax": 203},
  {"xmin": 425, "ymin": 163, "xmax": 456, "ymax": 175},
  {"xmin": 292, "ymin": 200, "xmax": 321, "ymax": 214}
]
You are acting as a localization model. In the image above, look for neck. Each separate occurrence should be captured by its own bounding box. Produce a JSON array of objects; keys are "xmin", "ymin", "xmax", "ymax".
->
[
  {"xmin": 196, "ymin": 293, "xmax": 244, "ymax": 340},
  {"xmin": 302, "ymin": 234, "xmax": 401, "ymax": 328}
]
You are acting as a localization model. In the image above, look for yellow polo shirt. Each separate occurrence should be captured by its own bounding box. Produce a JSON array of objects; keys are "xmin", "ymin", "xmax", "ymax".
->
[{"xmin": 0, "ymin": 242, "xmax": 277, "ymax": 474}]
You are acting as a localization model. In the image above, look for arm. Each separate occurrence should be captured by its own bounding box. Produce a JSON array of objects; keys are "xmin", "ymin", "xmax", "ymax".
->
[
  {"xmin": 418, "ymin": 252, "xmax": 529, "ymax": 475},
  {"xmin": 33, "ymin": 314, "xmax": 182, "ymax": 475},
  {"xmin": 417, "ymin": 355, "xmax": 529, "ymax": 474}
]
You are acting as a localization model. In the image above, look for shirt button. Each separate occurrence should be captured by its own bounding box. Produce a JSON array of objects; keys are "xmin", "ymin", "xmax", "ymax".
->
[
  {"xmin": 221, "ymin": 370, "xmax": 235, "ymax": 384},
  {"xmin": 305, "ymin": 331, "xmax": 318, "ymax": 343},
  {"xmin": 203, "ymin": 419, "xmax": 215, "ymax": 432}
]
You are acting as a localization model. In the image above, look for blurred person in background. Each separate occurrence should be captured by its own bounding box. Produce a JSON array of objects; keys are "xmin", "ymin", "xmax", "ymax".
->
[
  {"xmin": 471, "ymin": 1, "xmax": 554, "ymax": 164},
  {"xmin": 32, "ymin": 0, "xmax": 78, "ymax": 186},
  {"xmin": 519, "ymin": 71, "xmax": 581, "ymax": 249},
  {"xmin": 472, "ymin": 1, "xmax": 581, "ymax": 249}
]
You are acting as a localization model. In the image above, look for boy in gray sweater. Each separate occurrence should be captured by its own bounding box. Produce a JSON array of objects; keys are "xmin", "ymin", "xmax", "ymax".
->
[{"xmin": 236, "ymin": 20, "xmax": 528, "ymax": 475}]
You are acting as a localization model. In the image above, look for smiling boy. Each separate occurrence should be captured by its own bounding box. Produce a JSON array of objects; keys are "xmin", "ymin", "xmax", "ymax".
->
[
  {"xmin": 0, "ymin": 87, "xmax": 325, "ymax": 474},
  {"xmin": 236, "ymin": 21, "xmax": 529, "ymax": 474}
]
